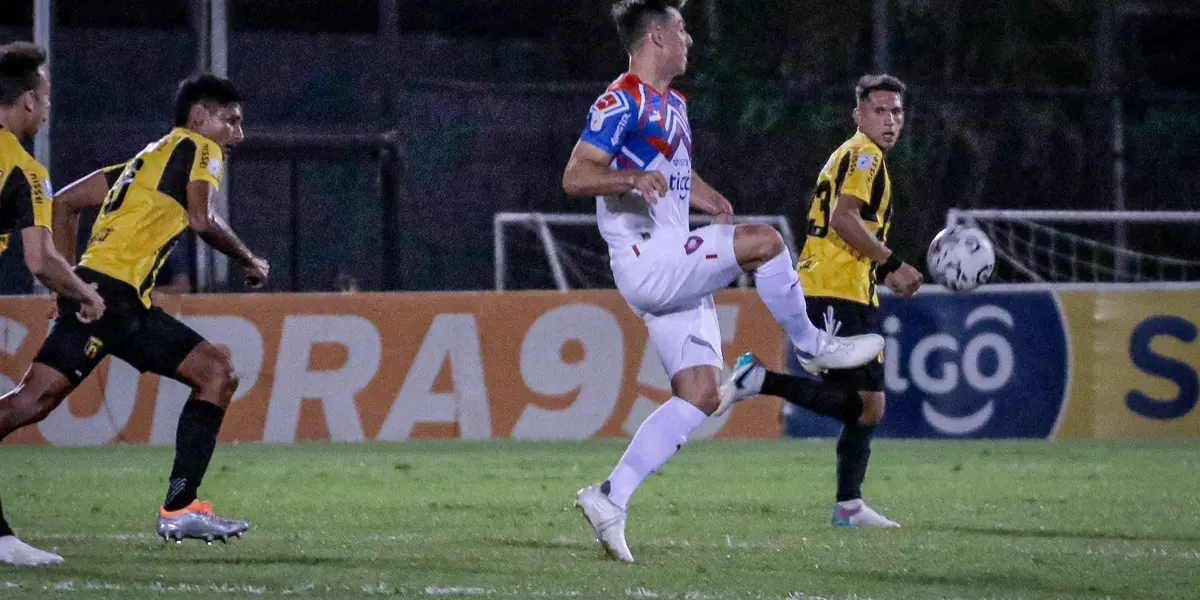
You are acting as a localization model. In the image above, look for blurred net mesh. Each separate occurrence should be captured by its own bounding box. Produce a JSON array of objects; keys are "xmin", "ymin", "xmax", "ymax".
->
[{"xmin": 953, "ymin": 212, "xmax": 1200, "ymax": 283}]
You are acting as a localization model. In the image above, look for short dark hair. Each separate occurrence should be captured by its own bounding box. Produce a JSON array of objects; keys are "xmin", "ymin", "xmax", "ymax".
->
[
  {"xmin": 0, "ymin": 41, "xmax": 48, "ymax": 106},
  {"xmin": 855, "ymin": 74, "xmax": 907, "ymax": 103},
  {"xmin": 173, "ymin": 73, "xmax": 243, "ymax": 127},
  {"xmin": 611, "ymin": 0, "xmax": 687, "ymax": 52}
]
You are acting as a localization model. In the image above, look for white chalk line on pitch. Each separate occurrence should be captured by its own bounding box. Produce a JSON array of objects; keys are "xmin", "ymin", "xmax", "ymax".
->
[
  {"xmin": 24, "ymin": 530, "xmax": 1200, "ymax": 563},
  {"xmin": 0, "ymin": 581, "xmax": 894, "ymax": 600}
]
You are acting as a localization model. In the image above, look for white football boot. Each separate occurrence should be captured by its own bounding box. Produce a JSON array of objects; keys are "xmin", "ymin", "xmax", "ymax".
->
[
  {"xmin": 0, "ymin": 535, "xmax": 64, "ymax": 567},
  {"xmin": 831, "ymin": 500, "xmax": 900, "ymax": 528},
  {"xmin": 715, "ymin": 352, "xmax": 767, "ymax": 418},
  {"xmin": 574, "ymin": 485, "xmax": 633, "ymax": 563},
  {"xmin": 797, "ymin": 306, "xmax": 885, "ymax": 376}
]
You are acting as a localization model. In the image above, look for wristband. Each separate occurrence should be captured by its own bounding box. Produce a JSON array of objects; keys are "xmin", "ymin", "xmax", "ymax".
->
[{"xmin": 876, "ymin": 254, "xmax": 903, "ymax": 280}]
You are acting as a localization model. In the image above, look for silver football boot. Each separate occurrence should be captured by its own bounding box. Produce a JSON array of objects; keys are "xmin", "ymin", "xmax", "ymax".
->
[{"xmin": 157, "ymin": 500, "xmax": 250, "ymax": 545}]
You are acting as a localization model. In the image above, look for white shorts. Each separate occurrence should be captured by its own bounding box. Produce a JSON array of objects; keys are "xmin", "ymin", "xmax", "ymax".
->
[{"xmin": 610, "ymin": 225, "xmax": 742, "ymax": 377}]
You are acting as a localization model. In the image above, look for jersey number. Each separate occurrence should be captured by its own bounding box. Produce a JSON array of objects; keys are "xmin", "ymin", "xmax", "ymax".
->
[
  {"xmin": 102, "ymin": 158, "xmax": 145, "ymax": 214},
  {"xmin": 806, "ymin": 180, "xmax": 833, "ymax": 238}
]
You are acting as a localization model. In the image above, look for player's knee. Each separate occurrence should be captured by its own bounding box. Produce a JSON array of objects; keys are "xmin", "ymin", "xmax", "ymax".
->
[
  {"xmin": 858, "ymin": 391, "xmax": 886, "ymax": 426},
  {"xmin": 684, "ymin": 390, "xmax": 721, "ymax": 416},
  {"xmin": 198, "ymin": 355, "xmax": 237, "ymax": 400},
  {"xmin": 745, "ymin": 224, "xmax": 784, "ymax": 260}
]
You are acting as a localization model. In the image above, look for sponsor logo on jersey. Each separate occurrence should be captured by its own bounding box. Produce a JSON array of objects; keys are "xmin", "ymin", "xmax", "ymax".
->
[
  {"xmin": 854, "ymin": 151, "xmax": 877, "ymax": 173},
  {"xmin": 609, "ymin": 114, "xmax": 630, "ymax": 147},
  {"xmin": 589, "ymin": 92, "xmax": 630, "ymax": 132}
]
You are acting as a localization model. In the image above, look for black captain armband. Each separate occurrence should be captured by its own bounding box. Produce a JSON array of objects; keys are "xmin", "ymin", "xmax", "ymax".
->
[{"xmin": 876, "ymin": 254, "xmax": 904, "ymax": 280}]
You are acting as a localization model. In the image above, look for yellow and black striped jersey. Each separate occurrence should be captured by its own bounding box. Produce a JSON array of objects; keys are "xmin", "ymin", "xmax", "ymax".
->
[
  {"xmin": 797, "ymin": 131, "xmax": 894, "ymax": 306},
  {"xmin": 80, "ymin": 127, "xmax": 223, "ymax": 307},
  {"xmin": 0, "ymin": 128, "xmax": 53, "ymax": 256}
]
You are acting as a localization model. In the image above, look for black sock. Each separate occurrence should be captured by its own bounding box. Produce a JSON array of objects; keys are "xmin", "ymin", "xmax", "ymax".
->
[
  {"xmin": 836, "ymin": 423, "xmax": 876, "ymax": 502},
  {"xmin": 163, "ymin": 399, "xmax": 226, "ymax": 511},
  {"xmin": 0, "ymin": 494, "xmax": 14, "ymax": 537},
  {"xmin": 761, "ymin": 371, "xmax": 862, "ymax": 424}
]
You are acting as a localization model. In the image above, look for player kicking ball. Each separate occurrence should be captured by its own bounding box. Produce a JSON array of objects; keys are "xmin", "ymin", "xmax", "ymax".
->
[
  {"xmin": 561, "ymin": 0, "xmax": 885, "ymax": 563},
  {"xmin": 0, "ymin": 73, "xmax": 268, "ymax": 556},
  {"xmin": 718, "ymin": 74, "xmax": 922, "ymax": 529}
]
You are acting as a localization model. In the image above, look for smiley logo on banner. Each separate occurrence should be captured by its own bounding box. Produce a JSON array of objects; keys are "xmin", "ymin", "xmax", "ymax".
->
[{"xmin": 877, "ymin": 292, "xmax": 1069, "ymax": 438}]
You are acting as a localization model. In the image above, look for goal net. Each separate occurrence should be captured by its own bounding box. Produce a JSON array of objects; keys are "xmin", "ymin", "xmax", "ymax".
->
[
  {"xmin": 947, "ymin": 209, "xmax": 1200, "ymax": 284},
  {"xmin": 494, "ymin": 212, "xmax": 797, "ymax": 291}
]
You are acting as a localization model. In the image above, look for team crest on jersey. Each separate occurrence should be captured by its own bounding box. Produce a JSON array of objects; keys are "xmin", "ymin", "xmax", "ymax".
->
[
  {"xmin": 590, "ymin": 92, "xmax": 630, "ymax": 132},
  {"xmin": 683, "ymin": 235, "xmax": 704, "ymax": 255},
  {"xmin": 84, "ymin": 336, "xmax": 104, "ymax": 359}
]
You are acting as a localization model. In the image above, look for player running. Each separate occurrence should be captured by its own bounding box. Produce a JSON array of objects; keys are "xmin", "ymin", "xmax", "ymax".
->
[
  {"xmin": 719, "ymin": 74, "xmax": 922, "ymax": 528},
  {"xmin": 0, "ymin": 72, "xmax": 269, "ymax": 553},
  {"xmin": 0, "ymin": 41, "xmax": 109, "ymax": 568},
  {"xmin": 562, "ymin": 0, "xmax": 885, "ymax": 563}
]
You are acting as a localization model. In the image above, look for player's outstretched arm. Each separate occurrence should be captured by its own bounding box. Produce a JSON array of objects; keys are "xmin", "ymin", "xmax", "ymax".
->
[
  {"xmin": 562, "ymin": 142, "xmax": 667, "ymax": 201},
  {"xmin": 52, "ymin": 168, "xmax": 113, "ymax": 263},
  {"xmin": 186, "ymin": 180, "xmax": 269, "ymax": 288},
  {"xmin": 830, "ymin": 194, "xmax": 921, "ymax": 296}
]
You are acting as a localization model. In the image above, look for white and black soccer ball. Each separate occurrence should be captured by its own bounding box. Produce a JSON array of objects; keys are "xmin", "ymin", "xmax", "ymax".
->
[{"xmin": 926, "ymin": 226, "xmax": 996, "ymax": 292}]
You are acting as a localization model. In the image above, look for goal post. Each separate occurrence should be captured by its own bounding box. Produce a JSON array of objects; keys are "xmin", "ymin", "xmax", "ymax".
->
[
  {"xmin": 494, "ymin": 212, "xmax": 798, "ymax": 292},
  {"xmin": 946, "ymin": 209, "xmax": 1200, "ymax": 284}
]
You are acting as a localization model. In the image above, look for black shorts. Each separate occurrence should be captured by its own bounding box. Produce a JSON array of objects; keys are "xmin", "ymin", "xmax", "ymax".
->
[
  {"xmin": 34, "ymin": 267, "xmax": 205, "ymax": 386},
  {"xmin": 806, "ymin": 296, "xmax": 884, "ymax": 392}
]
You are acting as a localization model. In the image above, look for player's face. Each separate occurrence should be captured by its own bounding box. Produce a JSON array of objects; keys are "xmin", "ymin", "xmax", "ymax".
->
[
  {"xmin": 198, "ymin": 104, "xmax": 245, "ymax": 151},
  {"xmin": 23, "ymin": 68, "xmax": 51, "ymax": 135},
  {"xmin": 655, "ymin": 9, "xmax": 692, "ymax": 76},
  {"xmin": 854, "ymin": 91, "xmax": 904, "ymax": 151}
]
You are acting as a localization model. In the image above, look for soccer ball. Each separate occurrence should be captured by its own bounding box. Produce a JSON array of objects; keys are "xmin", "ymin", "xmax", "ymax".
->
[{"xmin": 926, "ymin": 226, "xmax": 996, "ymax": 292}]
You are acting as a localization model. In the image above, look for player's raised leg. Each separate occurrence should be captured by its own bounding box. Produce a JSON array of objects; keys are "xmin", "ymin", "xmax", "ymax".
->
[
  {"xmin": 720, "ymin": 353, "xmax": 897, "ymax": 527},
  {"xmin": 152, "ymin": 326, "xmax": 249, "ymax": 544},
  {"xmin": 731, "ymin": 223, "xmax": 883, "ymax": 374}
]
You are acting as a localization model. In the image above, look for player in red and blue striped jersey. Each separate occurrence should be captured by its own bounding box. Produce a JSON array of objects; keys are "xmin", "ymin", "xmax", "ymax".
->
[{"xmin": 562, "ymin": 0, "xmax": 886, "ymax": 563}]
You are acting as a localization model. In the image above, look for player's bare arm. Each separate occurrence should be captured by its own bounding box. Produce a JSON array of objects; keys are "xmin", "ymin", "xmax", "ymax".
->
[
  {"xmin": 20, "ymin": 226, "xmax": 104, "ymax": 321},
  {"xmin": 185, "ymin": 179, "xmax": 269, "ymax": 288},
  {"xmin": 830, "ymin": 194, "xmax": 921, "ymax": 296},
  {"xmin": 689, "ymin": 171, "xmax": 733, "ymax": 223},
  {"xmin": 51, "ymin": 169, "xmax": 110, "ymax": 263},
  {"xmin": 563, "ymin": 141, "xmax": 667, "ymax": 202}
]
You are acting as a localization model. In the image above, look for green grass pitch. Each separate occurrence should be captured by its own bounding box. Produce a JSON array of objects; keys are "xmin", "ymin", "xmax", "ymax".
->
[{"xmin": 2, "ymin": 439, "xmax": 1199, "ymax": 599}]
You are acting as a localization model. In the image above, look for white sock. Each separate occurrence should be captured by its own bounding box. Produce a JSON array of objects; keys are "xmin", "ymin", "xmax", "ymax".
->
[
  {"xmin": 755, "ymin": 250, "xmax": 821, "ymax": 355},
  {"xmin": 604, "ymin": 397, "xmax": 708, "ymax": 509}
]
